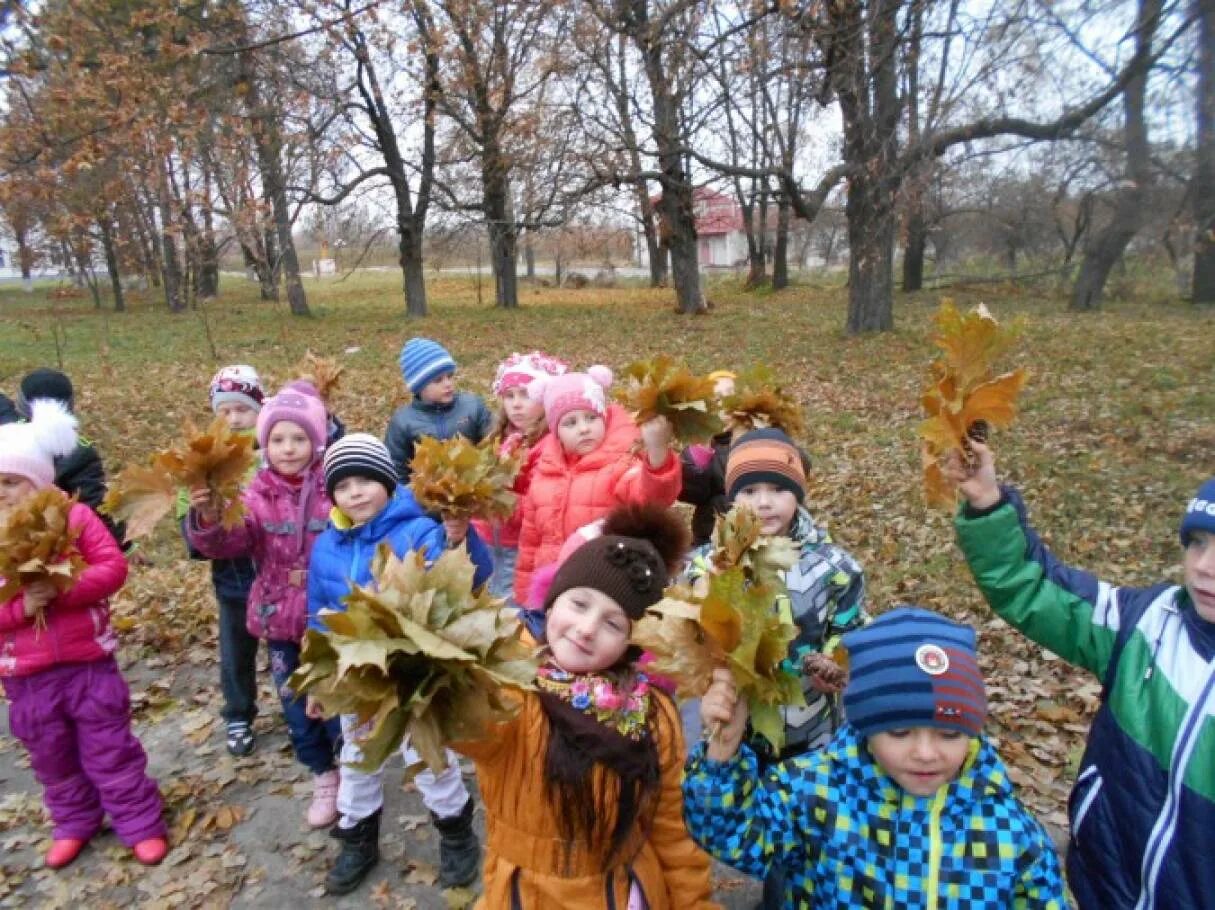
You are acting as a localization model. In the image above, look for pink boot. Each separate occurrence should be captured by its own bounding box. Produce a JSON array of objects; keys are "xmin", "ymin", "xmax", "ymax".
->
[
  {"xmin": 45, "ymin": 838, "xmax": 87, "ymax": 869},
  {"xmin": 307, "ymin": 770, "xmax": 340, "ymax": 828}
]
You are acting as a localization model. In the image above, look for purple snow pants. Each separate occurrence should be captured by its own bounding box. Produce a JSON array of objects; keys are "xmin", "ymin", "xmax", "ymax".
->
[{"xmin": 3, "ymin": 658, "xmax": 166, "ymax": 846}]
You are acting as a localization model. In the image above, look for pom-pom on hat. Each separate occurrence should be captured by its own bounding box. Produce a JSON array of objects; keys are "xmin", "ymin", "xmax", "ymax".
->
[
  {"xmin": 399, "ymin": 337, "xmax": 457, "ymax": 396},
  {"xmin": 323, "ymin": 433, "xmax": 398, "ymax": 500},
  {"xmin": 16, "ymin": 368, "xmax": 74, "ymax": 417},
  {"xmin": 209, "ymin": 365, "xmax": 265, "ymax": 413},
  {"xmin": 492, "ymin": 350, "xmax": 569, "ymax": 397},
  {"xmin": 255, "ymin": 385, "xmax": 328, "ymax": 453},
  {"xmin": 0, "ymin": 399, "xmax": 79, "ymax": 489},
  {"xmin": 725, "ymin": 428, "xmax": 807, "ymax": 503},
  {"xmin": 535, "ymin": 365, "xmax": 613, "ymax": 432},
  {"xmin": 841, "ymin": 606, "xmax": 988, "ymax": 740},
  {"xmin": 1181, "ymin": 477, "xmax": 1215, "ymax": 546}
]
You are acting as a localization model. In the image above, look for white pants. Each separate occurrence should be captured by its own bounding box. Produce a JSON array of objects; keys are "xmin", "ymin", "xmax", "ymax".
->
[{"xmin": 337, "ymin": 714, "xmax": 470, "ymax": 828}]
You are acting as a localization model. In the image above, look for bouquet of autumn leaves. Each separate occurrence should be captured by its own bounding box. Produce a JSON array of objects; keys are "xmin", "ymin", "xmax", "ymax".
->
[
  {"xmin": 631, "ymin": 505, "xmax": 804, "ymax": 752},
  {"xmin": 0, "ymin": 488, "xmax": 86, "ymax": 631},
  {"xmin": 289, "ymin": 545, "xmax": 539, "ymax": 772},
  {"xmin": 720, "ymin": 365, "xmax": 806, "ymax": 439},
  {"xmin": 409, "ymin": 435, "xmax": 521, "ymax": 521},
  {"xmin": 615, "ymin": 355, "xmax": 724, "ymax": 444}
]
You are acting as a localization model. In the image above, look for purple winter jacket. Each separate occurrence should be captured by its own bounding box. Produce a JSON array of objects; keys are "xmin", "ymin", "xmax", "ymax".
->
[{"xmin": 187, "ymin": 463, "xmax": 331, "ymax": 642}]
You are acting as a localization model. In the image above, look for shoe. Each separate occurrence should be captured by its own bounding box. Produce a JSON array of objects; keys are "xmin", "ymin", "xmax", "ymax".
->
[
  {"xmin": 432, "ymin": 797, "xmax": 480, "ymax": 888},
  {"xmin": 133, "ymin": 836, "xmax": 168, "ymax": 865},
  {"xmin": 226, "ymin": 720, "xmax": 255, "ymax": 757},
  {"xmin": 45, "ymin": 838, "xmax": 87, "ymax": 869},
  {"xmin": 324, "ymin": 809, "xmax": 381, "ymax": 895},
  {"xmin": 307, "ymin": 770, "xmax": 340, "ymax": 828}
]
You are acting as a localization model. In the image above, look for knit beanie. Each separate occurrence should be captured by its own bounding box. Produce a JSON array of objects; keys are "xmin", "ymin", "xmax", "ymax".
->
[
  {"xmin": 725, "ymin": 428, "xmax": 807, "ymax": 502},
  {"xmin": 255, "ymin": 385, "xmax": 328, "ymax": 453},
  {"xmin": 1181, "ymin": 477, "xmax": 1215, "ymax": 546},
  {"xmin": 16, "ymin": 368, "xmax": 74, "ymax": 417},
  {"xmin": 535, "ymin": 365, "xmax": 613, "ymax": 432},
  {"xmin": 544, "ymin": 534, "xmax": 668, "ymax": 621},
  {"xmin": 399, "ymin": 337, "xmax": 457, "ymax": 396},
  {"xmin": 322, "ymin": 433, "xmax": 398, "ymax": 499},
  {"xmin": 209, "ymin": 365, "xmax": 265, "ymax": 413},
  {"xmin": 842, "ymin": 606, "xmax": 988, "ymax": 739},
  {"xmin": 0, "ymin": 399, "xmax": 79, "ymax": 489},
  {"xmin": 491, "ymin": 350, "xmax": 570, "ymax": 397}
]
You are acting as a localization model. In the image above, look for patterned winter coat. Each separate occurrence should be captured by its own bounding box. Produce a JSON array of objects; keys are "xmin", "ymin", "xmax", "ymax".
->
[
  {"xmin": 0, "ymin": 502, "xmax": 126, "ymax": 678},
  {"xmin": 957, "ymin": 486, "xmax": 1215, "ymax": 909},
  {"xmin": 187, "ymin": 464, "xmax": 330, "ymax": 642},
  {"xmin": 384, "ymin": 392, "xmax": 493, "ymax": 482},
  {"xmin": 683, "ymin": 725, "xmax": 1066, "ymax": 909},
  {"xmin": 513, "ymin": 404, "xmax": 681, "ymax": 604}
]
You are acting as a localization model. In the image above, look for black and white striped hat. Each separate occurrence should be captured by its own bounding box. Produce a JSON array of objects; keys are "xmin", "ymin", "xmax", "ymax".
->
[{"xmin": 322, "ymin": 433, "xmax": 398, "ymax": 498}]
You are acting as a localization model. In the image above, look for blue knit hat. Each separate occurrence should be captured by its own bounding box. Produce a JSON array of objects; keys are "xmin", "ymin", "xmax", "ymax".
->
[
  {"xmin": 1180, "ymin": 478, "xmax": 1215, "ymax": 546},
  {"xmin": 842, "ymin": 606, "xmax": 987, "ymax": 739},
  {"xmin": 399, "ymin": 337, "xmax": 456, "ymax": 396}
]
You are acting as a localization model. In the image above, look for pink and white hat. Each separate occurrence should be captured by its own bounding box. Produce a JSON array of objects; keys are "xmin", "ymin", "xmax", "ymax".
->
[
  {"xmin": 209, "ymin": 365, "xmax": 265, "ymax": 413},
  {"xmin": 491, "ymin": 351, "xmax": 569, "ymax": 397},
  {"xmin": 0, "ymin": 399, "xmax": 78, "ymax": 490},
  {"xmin": 533, "ymin": 365, "xmax": 613, "ymax": 432}
]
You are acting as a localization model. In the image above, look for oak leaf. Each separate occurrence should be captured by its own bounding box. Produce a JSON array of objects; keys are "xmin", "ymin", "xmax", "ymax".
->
[
  {"xmin": 409, "ymin": 435, "xmax": 521, "ymax": 521},
  {"xmin": 615, "ymin": 355, "xmax": 723, "ymax": 443}
]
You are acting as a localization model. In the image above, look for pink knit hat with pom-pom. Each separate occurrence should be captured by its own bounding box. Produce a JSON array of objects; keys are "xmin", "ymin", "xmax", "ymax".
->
[{"xmin": 533, "ymin": 365, "xmax": 613, "ymax": 432}]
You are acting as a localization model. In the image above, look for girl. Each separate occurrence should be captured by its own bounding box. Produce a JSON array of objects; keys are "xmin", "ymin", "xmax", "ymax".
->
[
  {"xmin": 187, "ymin": 385, "xmax": 342, "ymax": 828},
  {"xmin": 471, "ymin": 350, "xmax": 568, "ymax": 603},
  {"xmin": 452, "ymin": 505, "xmax": 718, "ymax": 909},
  {"xmin": 512, "ymin": 366, "xmax": 680, "ymax": 605},
  {"xmin": 0, "ymin": 400, "xmax": 166, "ymax": 869}
]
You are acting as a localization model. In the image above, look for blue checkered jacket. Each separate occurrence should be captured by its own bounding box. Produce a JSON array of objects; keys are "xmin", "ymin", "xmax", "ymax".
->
[{"xmin": 682, "ymin": 724, "xmax": 1066, "ymax": 909}]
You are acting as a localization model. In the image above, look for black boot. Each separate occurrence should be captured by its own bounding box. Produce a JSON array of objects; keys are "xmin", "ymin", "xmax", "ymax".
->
[
  {"xmin": 432, "ymin": 797, "xmax": 480, "ymax": 888},
  {"xmin": 324, "ymin": 809, "xmax": 381, "ymax": 895}
]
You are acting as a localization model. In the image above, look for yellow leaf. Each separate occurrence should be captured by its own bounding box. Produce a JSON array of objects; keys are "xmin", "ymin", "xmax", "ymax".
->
[{"xmin": 614, "ymin": 355, "xmax": 723, "ymax": 442}]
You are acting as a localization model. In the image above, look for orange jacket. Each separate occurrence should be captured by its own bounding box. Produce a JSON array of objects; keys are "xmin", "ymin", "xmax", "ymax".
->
[
  {"xmin": 454, "ymin": 691, "xmax": 718, "ymax": 910},
  {"xmin": 513, "ymin": 405, "xmax": 680, "ymax": 604}
]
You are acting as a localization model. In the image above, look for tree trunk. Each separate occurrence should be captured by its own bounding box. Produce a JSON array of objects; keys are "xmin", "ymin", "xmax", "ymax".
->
[
  {"xmin": 846, "ymin": 175, "xmax": 896, "ymax": 333},
  {"xmin": 198, "ymin": 173, "xmax": 220, "ymax": 299},
  {"xmin": 485, "ymin": 166, "xmax": 519, "ymax": 309},
  {"xmin": 14, "ymin": 225, "xmax": 33, "ymax": 291},
  {"xmin": 524, "ymin": 237, "xmax": 536, "ymax": 279},
  {"xmin": 644, "ymin": 218, "xmax": 667, "ymax": 286},
  {"xmin": 71, "ymin": 234, "xmax": 102, "ymax": 308},
  {"xmin": 157, "ymin": 160, "xmax": 185, "ymax": 313},
  {"xmin": 97, "ymin": 216, "xmax": 125, "ymax": 313},
  {"xmin": 399, "ymin": 223, "xmax": 428, "ymax": 317},
  {"xmin": 902, "ymin": 207, "xmax": 928, "ymax": 291},
  {"xmin": 772, "ymin": 199, "xmax": 791, "ymax": 289},
  {"xmin": 1194, "ymin": 0, "xmax": 1215, "ymax": 302}
]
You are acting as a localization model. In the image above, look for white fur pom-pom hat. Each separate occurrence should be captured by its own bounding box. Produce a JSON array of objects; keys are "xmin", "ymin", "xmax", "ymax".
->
[{"xmin": 0, "ymin": 398, "xmax": 79, "ymax": 489}]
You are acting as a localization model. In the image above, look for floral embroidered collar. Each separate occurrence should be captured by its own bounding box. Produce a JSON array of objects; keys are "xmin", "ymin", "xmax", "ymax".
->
[{"xmin": 535, "ymin": 664, "xmax": 653, "ymax": 741}]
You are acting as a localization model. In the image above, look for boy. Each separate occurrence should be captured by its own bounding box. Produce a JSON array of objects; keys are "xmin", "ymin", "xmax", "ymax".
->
[
  {"xmin": 684, "ymin": 607, "xmax": 1066, "ymax": 909},
  {"xmin": 306, "ymin": 434, "xmax": 492, "ymax": 895},
  {"xmin": 950, "ymin": 441, "xmax": 1215, "ymax": 909},
  {"xmin": 384, "ymin": 337, "xmax": 492, "ymax": 484}
]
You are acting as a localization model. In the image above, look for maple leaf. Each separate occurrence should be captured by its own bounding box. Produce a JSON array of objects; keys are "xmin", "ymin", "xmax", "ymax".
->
[
  {"xmin": 408, "ymin": 435, "xmax": 521, "ymax": 521},
  {"xmin": 720, "ymin": 365, "xmax": 806, "ymax": 439},
  {"xmin": 0, "ymin": 488, "xmax": 86, "ymax": 627},
  {"xmin": 103, "ymin": 416, "xmax": 256, "ymax": 541},
  {"xmin": 614, "ymin": 355, "xmax": 724, "ymax": 443},
  {"xmin": 294, "ymin": 350, "xmax": 345, "ymax": 404},
  {"xmin": 709, "ymin": 505, "xmax": 798, "ymax": 589},
  {"xmin": 290, "ymin": 545, "xmax": 540, "ymax": 773}
]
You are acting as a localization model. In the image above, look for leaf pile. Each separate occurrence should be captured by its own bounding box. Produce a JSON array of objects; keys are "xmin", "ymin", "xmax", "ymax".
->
[
  {"xmin": 615, "ymin": 355, "xmax": 724, "ymax": 442},
  {"xmin": 708, "ymin": 504, "xmax": 798, "ymax": 588},
  {"xmin": 919, "ymin": 300, "xmax": 1029, "ymax": 509},
  {"xmin": 408, "ymin": 435, "xmax": 521, "ymax": 521},
  {"xmin": 720, "ymin": 365, "xmax": 806, "ymax": 439},
  {"xmin": 289, "ymin": 545, "xmax": 540, "ymax": 772},
  {"xmin": 0, "ymin": 488, "xmax": 85, "ymax": 627},
  {"xmin": 102, "ymin": 416, "xmax": 257, "ymax": 541},
  {"xmin": 294, "ymin": 350, "xmax": 346, "ymax": 404}
]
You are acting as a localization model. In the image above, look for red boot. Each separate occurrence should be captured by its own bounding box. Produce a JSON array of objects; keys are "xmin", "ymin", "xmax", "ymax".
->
[
  {"xmin": 132, "ymin": 836, "xmax": 168, "ymax": 865},
  {"xmin": 45, "ymin": 838, "xmax": 87, "ymax": 869}
]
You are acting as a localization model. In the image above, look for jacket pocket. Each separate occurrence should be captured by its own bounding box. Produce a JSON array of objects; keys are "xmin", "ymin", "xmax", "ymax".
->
[{"xmin": 1069, "ymin": 764, "xmax": 1104, "ymax": 844}]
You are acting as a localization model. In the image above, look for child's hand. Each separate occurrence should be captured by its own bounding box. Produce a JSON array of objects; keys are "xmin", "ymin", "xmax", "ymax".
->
[
  {"xmin": 942, "ymin": 440, "xmax": 1001, "ymax": 510},
  {"xmin": 305, "ymin": 696, "xmax": 325, "ymax": 720},
  {"xmin": 803, "ymin": 651, "xmax": 848, "ymax": 694},
  {"xmin": 189, "ymin": 486, "xmax": 221, "ymax": 526},
  {"xmin": 22, "ymin": 580, "xmax": 57, "ymax": 618},
  {"xmin": 640, "ymin": 415, "xmax": 673, "ymax": 467},
  {"xmin": 701, "ymin": 668, "xmax": 748, "ymax": 762},
  {"xmin": 443, "ymin": 515, "xmax": 469, "ymax": 547}
]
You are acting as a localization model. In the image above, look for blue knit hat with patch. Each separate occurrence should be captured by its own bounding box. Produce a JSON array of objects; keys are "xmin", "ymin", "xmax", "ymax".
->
[
  {"xmin": 399, "ymin": 337, "xmax": 456, "ymax": 396},
  {"xmin": 842, "ymin": 606, "xmax": 987, "ymax": 739},
  {"xmin": 1180, "ymin": 478, "xmax": 1215, "ymax": 546}
]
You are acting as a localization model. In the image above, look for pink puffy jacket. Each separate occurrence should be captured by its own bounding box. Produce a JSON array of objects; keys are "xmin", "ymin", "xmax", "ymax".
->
[
  {"xmin": 187, "ymin": 463, "xmax": 331, "ymax": 642},
  {"xmin": 0, "ymin": 503, "xmax": 126, "ymax": 678}
]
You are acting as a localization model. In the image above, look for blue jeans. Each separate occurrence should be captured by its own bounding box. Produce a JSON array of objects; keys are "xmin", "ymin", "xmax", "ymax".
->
[
  {"xmin": 268, "ymin": 640, "xmax": 340, "ymax": 775},
  {"xmin": 488, "ymin": 543, "xmax": 518, "ymax": 605},
  {"xmin": 218, "ymin": 596, "xmax": 259, "ymax": 724}
]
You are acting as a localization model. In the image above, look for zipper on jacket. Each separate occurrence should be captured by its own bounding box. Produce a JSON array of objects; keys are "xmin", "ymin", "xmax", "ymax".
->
[
  {"xmin": 604, "ymin": 869, "xmax": 616, "ymax": 910},
  {"xmin": 925, "ymin": 786, "xmax": 947, "ymax": 910}
]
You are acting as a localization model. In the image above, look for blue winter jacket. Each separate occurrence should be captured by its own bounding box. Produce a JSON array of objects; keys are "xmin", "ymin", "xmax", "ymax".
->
[
  {"xmin": 383, "ymin": 392, "xmax": 492, "ymax": 482},
  {"xmin": 683, "ymin": 724, "xmax": 1066, "ymax": 909},
  {"xmin": 306, "ymin": 487, "xmax": 493, "ymax": 630}
]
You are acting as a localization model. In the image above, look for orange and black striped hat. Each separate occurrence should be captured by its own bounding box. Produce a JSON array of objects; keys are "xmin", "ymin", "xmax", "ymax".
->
[{"xmin": 725, "ymin": 428, "xmax": 807, "ymax": 502}]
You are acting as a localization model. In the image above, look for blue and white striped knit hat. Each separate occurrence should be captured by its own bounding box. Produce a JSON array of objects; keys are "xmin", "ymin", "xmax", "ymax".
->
[
  {"xmin": 842, "ymin": 606, "xmax": 988, "ymax": 739},
  {"xmin": 399, "ymin": 337, "xmax": 457, "ymax": 396},
  {"xmin": 1180, "ymin": 477, "xmax": 1215, "ymax": 546}
]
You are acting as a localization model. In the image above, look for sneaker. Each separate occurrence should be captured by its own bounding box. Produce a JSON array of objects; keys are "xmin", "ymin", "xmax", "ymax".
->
[
  {"xmin": 45, "ymin": 838, "xmax": 87, "ymax": 870},
  {"xmin": 308, "ymin": 770, "xmax": 340, "ymax": 828},
  {"xmin": 226, "ymin": 720, "xmax": 255, "ymax": 757}
]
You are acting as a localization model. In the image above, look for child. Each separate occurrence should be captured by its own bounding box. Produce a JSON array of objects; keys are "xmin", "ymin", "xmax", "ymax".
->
[
  {"xmin": 187, "ymin": 384, "xmax": 342, "ymax": 828},
  {"xmin": 678, "ymin": 369, "xmax": 736, "ymax": 548},
  {"xmin": 306, "ymin": 433, "xmax": 491, "ymax": 894},
  {"xmin": 512, "ymin": 365, "xmax": 680, "ymax": 605},
  {"xmin": 949, "ymin": 441, "xmax": 1215, "ymax": 908},
  {"xmin": 0, "ymin": 400, "xmax": 167, "ymax": 869},
  {"xmin": 451, "ymin": 505, "xmax": 718, "ymax": 909},
  {"xmin": 15, "ymin": 368, "xmax": 125, "ymax": 547},
  {"xmin": 471, "ymin": 350, "xmax": 568, "ymax": 602},
  {"xmin": 179, "ymin": 365, "xmax": 264, "ymax": 756},
  {"xmin": 385, "ymin": 337, "xmax": 492, "ymax": 483},
  {"xmin": 684, "ymin": 607, "xmax": 1066, "ymax": 908}
]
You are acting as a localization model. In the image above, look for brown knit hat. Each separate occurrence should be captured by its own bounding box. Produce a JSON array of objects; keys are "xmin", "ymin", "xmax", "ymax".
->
[{"xmin": 544, "ymin": 534, "xmax": 668, "ymax": 620}]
